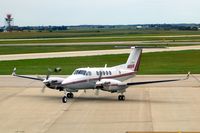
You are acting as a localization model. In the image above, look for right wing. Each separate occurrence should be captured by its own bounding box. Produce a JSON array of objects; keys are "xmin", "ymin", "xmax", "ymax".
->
[
  {"xmin": 127, "ymin": 72, "xmax": 190, "ymax": 86},
  {"xmin": 12, "ymin": 68, "xmax": 44, "ymax": 81}
]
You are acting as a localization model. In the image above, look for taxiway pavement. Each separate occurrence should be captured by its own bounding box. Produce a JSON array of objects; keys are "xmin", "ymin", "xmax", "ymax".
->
[
  {"xmin": 0, "ymin": 75, "xmax": 200, "ymax": 133},
  {"xmin": 1, "ymin": 45, "xmax": 200, "ymax": 61}
]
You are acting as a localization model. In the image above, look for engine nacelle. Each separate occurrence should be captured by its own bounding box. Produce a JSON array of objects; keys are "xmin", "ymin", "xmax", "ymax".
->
[
  {"xmin": 95, "ymin": 79, "xmax": 127, "ymax": 92},
  {"xmin": 43, "ymin": 77, "xmax": 64, "ymax": 90}
]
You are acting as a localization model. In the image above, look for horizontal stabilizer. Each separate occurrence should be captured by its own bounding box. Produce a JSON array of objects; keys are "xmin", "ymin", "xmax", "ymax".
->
[{"xmin": 114, "ymin": 46, "xmax": 167, "ymax": 49}]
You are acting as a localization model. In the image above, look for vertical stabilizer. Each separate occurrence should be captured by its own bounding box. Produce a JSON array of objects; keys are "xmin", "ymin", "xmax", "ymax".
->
[{"xmin": 126, "ymin": 47, "xmax": 142, "ymax": 72}]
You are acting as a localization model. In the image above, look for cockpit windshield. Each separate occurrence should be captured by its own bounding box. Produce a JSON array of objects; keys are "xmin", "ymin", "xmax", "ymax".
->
[{"xmin": 73, "ymin": 70, "xmax": 87, "ymax": 75}]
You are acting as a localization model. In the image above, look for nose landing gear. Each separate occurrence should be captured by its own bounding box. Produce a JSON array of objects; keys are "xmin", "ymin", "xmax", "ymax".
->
[
  {"xmin": 62, "ymin": 90, "xmax": 74, "ymax": 103},
  {"xmin": 62, "ymin": 96, "xmax": 67, "ymax": 103}
]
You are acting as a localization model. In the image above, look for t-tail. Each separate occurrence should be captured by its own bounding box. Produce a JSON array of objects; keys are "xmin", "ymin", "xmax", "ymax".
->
[
  {"xmin": 126, "ymin": 47, "xmax": 142, "ymax": 72},
  {"xmin": 114, "ymin": 46, "xmax": 165, "ymax": 72}
]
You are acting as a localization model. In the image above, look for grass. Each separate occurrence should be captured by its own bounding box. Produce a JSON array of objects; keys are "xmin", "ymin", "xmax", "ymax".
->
[
  {"xmin": 0, "ymin": 50, "xmax": 199, "ymax": 75},
  {"xmin": 1, "ymin": 29, "xmax": 200, "ymax": 44},
  {"xmin": 1, "ymin": 30, "xmax": 200, "ymax": 39}
]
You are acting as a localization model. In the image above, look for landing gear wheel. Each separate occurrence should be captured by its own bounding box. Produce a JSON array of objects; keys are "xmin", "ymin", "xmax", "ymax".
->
[
  {"xmin": 70, "ymin": 93, "xmax": 74, "ymax": 98},
  {"xmin": 62, "ymin": 96, "xmax": 67, "ymax": 103},
  {"xmin": 118, "ymin": 95, "xmax": 125, "ymax": 101},
  {"xmin": 121, "ymin": 95, "xmax": 125, "ymax": 101},
  {"xmin": 67, "ymin": 93, "xmax": 74, "ymax": 98}
]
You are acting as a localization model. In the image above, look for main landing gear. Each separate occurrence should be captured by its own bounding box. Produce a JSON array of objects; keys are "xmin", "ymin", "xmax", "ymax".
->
[
  {"xmin": 62, "ymin": 90, "xmax": 74, "ymax": 103},
  {"xmin": 118, "ymin": 95, "xmax": 125, "ymax": 101},
  {"xmin": 67, "ymin": 92, "xmax": 74, "ymax": 98}
]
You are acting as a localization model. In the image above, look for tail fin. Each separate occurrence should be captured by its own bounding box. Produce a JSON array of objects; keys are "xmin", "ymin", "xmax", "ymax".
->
[
  {"xmin": 114, "ymin": 46, "xmax": 165, "ymax": 72},
  {"xmin": 126, "ymin": 47, "xmax": 142, "ymax": 72}
]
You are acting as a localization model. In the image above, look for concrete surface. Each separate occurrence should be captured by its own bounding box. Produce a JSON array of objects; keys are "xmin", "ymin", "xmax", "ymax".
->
[
  {"xmin": 0, "ymin": 75, "xmax": 200, "ymax": 133},
  {"xmin": 1, "ymin": 45, "xmax": 200, "ymax": 61}
]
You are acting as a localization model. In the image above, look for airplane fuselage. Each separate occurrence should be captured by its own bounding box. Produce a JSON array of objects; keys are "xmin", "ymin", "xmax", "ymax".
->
[{"xmin": 62, "ymin": 67, "xmax": 135, "ymax": 91}]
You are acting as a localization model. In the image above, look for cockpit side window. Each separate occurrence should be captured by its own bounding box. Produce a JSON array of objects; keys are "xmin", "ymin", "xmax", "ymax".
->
[
  {"xmin": 86, "ymin": 71, "xmax": 92, "ymax": 76},
  {"xmin": 73, "ymin": 70, "xmax": 86, "ymax": 75},
  {"xmin": 88, "ymin": 71, "xmax": 92, "ymax": 76}
]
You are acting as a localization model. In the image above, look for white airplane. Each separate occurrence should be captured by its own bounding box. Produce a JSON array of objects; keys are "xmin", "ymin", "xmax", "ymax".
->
[{"xmin": 12, "ymin": 46, "xmax": 190, "ymax": 103}]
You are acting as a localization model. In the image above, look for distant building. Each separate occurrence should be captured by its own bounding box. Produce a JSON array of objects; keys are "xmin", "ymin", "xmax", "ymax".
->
[{"xmin": 136, "ymin": 25, "xmax": 143, "ymax": 29}]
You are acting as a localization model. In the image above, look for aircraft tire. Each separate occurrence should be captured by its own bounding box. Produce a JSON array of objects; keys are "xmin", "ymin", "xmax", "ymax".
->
[
  {"xmin": 70, "ymin": 93, "xmax": 74, "ymax": 98},
  {"xmin": 67, "ymin": 93, "xmax": 74, "ymax": 98},
  {"xmin": 122, "ymin": 95, "xmax": 125, "ymax": 101},
  {"xmin": 118, "ymin": 95, "xmax": 125, "ymax": 101},
  {"xmin": 62, "ymin": 96, "xmax": 67, "ymax": 103}
]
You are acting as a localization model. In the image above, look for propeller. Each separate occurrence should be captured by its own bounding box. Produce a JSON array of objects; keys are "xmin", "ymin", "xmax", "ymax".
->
[
  {"xmin": 41, "ymin": 67, "xmax": 62, "ymax": 93},
  {"xmin": 41, "ymin": 85, "xmax": 46, "ymax": 93}
]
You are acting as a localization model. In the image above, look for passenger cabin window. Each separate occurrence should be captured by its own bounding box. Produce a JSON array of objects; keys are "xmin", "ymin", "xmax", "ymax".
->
[
  {"xmin": 109, "ymin": 71, "xmax": 112, "ymax": 75},
  {"xmin": 99, "ymin": 71, "xmax": 102, "ymax": 75},
  {"xmin": 106, "ymin": 71, "xmax": 108, "ymax": 75},
  {"xmin": 96, "ymin": 71, "xmax": 99, "ymax": 76},
  {"xmin": 102, "ymin": 71, "xmax": 105, "ymax": 75}
]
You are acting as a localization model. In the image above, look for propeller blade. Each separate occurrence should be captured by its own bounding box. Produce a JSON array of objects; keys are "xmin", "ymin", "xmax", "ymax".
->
[
  {"xmin": 37, "ymin": 75, "xmax": 44, "ymax": 80},
  {"xmin": 46, "ymin": 68, "xmax": 52, "ymax": 80},
  {"xmin": 41, "ymin": 85, "xmax": 46, "ymax": 93}
]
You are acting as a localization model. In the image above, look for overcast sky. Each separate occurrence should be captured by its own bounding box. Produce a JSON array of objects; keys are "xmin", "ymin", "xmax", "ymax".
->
[{"xmin": 1, "ymin": 0, "xmax": 200, "ymax": 26}]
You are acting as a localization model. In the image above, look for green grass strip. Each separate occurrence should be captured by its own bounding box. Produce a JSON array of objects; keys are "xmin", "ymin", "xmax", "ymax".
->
[{"xmin": 0, "ymin": 50, "xmax": 199, "ymax": 75}]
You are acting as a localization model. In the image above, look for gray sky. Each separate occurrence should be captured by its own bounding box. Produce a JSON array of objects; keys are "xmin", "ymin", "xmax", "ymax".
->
[{"xmin": 1, "ymin": 0, "xmax": 200, "ymax": 26}]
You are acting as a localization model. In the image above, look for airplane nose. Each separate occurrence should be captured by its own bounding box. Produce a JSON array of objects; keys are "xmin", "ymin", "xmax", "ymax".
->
[{"xmin": 61, "ymin": 79, "xmax": 68, "ymax": 86}]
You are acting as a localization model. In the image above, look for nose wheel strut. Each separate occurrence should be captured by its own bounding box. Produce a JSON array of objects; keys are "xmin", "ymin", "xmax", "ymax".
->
[{"xmin": 62, "ymin": 90, "xmax": 68, "ymax": 103}]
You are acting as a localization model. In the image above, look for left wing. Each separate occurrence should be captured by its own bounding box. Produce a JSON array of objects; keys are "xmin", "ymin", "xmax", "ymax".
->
[
  {"xmin": 12, "ymin": 68, "xmax": 44, "ymax": 81},
  {"xmin": 127, "ymin": 72, "xmax": 190, "ymax": 86}
]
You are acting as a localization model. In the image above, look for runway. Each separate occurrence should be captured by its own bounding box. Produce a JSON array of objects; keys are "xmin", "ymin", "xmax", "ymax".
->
[
  {"xmin": 1, "ymin": 45, "xmax": 200, "ymax": 61},
  {"xmin": 0, "ymin": 75, "xmax": 200, "ymax": 133}
]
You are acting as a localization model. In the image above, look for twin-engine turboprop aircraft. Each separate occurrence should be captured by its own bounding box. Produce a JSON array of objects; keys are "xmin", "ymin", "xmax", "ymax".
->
[{"xmin": 12, "ymin": 46, "xmax": 190, "ymax": 103}]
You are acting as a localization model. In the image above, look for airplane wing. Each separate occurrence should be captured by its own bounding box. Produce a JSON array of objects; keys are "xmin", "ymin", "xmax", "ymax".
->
[
  {"xmin": 127, "ymin": 72, "xmax": 190, "ymax": 86},
  {"xmin": 12, "ymin": 68, "xmax": 44, "ymax": 81}
]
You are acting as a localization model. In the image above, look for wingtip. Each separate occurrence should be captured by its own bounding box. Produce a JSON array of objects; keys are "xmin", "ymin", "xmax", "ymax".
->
[{"xmin": 187, "ymin": 71, "xmax": 191, "ymax": 79}]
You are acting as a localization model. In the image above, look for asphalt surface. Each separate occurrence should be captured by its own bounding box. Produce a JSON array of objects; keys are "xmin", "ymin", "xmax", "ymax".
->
[
  {"xmin": 1, "ymin": 45, "xmax": 200, "ymax": 61},
  {"xmin": 0, "ymin": 75, "xmax": 200, "ymax": 133}
]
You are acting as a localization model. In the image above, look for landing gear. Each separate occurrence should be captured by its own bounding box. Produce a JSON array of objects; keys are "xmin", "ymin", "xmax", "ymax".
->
[
  {"xmin": 62, "ymin": 92, "xmax": 74, "ymax": 103},
  {"xmin": 62, "ymin": 89, "xmax": 68, "ymax": 103},
  {"xmin": 118, "ymin": 95, "xmax": 125, "ymax": 101},
  {"xmin": 62, "ymin": 96, "xmax": 67, "ymax": 103},
  {"xmin": 67, "ymin": 93, "xmax": 74, "ymax": 98}
]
